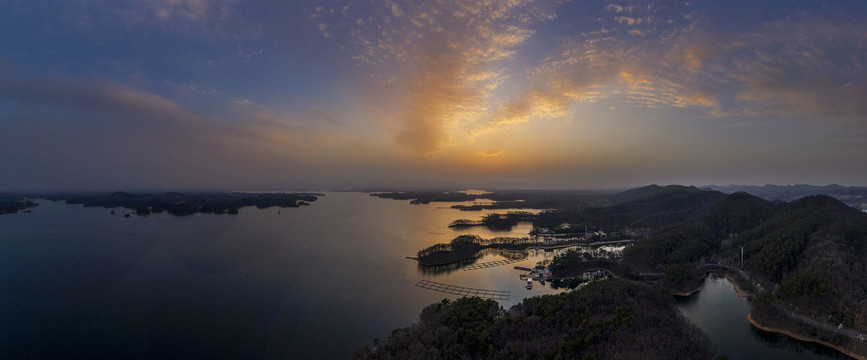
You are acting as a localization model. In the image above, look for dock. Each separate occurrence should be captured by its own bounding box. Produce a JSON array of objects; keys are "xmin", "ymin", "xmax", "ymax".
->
[
  {"xmin": 513, "ymin": 266, "xmax": 533, "ymax": 271},
  {"xmin": 414, "ymin": 280, "xmax": 510, "ymax": 300},
  {"xmin": 461, "ymin": 259, "xmax": 522, "ymax": 271}
]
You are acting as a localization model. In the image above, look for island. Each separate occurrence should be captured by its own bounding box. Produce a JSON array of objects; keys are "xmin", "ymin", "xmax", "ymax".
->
[
  {"xmin": 0, "ymin": 194, "xmax": 38, "ymax": 215},
  {"xmin": 38, "ymin": 191, "xmax": 321, "ymax": 216},
  {"xmin": 448, "ymin": 211, "xmax": 537, "ymax": 231},
  {"xmin": 369, "ymin": 189, "xmax": 610, "ymax": 211}
]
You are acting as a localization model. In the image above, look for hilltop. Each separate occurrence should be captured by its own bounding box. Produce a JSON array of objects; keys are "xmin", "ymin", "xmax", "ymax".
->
[
  {"xmin": 599, "ymin": 189, "xmax": 867, "ymax": 356},
  {"xmin": 707, "ymin": 184, "xmax": 867, "ymax": 208},
  {"xmin": 619, "ymin": 190, "xmax": 867, "ymax": 329}
]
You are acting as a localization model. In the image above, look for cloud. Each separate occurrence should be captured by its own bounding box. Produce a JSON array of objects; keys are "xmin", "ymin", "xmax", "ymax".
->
[
  {"xmin": 485, "ymin": 90, "xmax": 571, "ymax": 129},
  {"xmin": 316, "ymin": 0, "xmax": 560, "ymax": 154},
  {"xmin": 615, "ymin": 16, "xmax": 637, "ymax": 25},
  {"xmin": 0, "ymin": 77, "xmax": 195, "ymax": 123},
  {"xmin": 495, "ymin": 5, "xmax": 718, "ymax": 121},
  {"xmin": 311, "ymin": 109, "xmax": 343, "ymax": 126},
  {"xmin": 479, "ymin": 149, "xmax": 503, "ymax": 157},
  {"xmin": 0, "ymin": 75, "xmax": 321, "ymax": 190},
  {"xmin": 492, "ymin": 1, "xmax": 867, "ymax": 128},
  {"xmin": 148, "ymin": 0, "xmax": 219, "ymax": 20},
  {"xmin": 722, "ymin": 21, "xmax": 867, "ymax": 122},
  {"xmin": 605, "ymin": 4, "xmax": 633, "ymax": 13}
]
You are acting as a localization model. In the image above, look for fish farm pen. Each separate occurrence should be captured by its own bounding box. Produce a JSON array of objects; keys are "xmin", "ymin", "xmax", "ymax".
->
[{"xmin": 414, "ymin": 280, "xmax": 510, "ymax": 300}]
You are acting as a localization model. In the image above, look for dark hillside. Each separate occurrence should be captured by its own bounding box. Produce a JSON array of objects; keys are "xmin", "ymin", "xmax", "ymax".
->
[
  {"xmin": 736, "ymin": 195, "xmax": 867, "ymax": 328},
  {"xmin": 534, "ymin": 185, "xmax": 726, "ymax": 231},
  {"xmin": 608, "ymin": 184, "xmax": 703, "ymax": 205},
  {"xmin": 621, "ymin": 191, "xmax": 778, "ymax": 290},
  {"xmin": 705, "ymin": 192, "xmax": 780, "ymax": 237}
]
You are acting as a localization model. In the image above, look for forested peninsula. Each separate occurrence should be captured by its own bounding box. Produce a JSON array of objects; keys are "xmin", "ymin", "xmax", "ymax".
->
[{"xmin": 355, "ymin": 279, "xmax": 714, "ymax": 360}]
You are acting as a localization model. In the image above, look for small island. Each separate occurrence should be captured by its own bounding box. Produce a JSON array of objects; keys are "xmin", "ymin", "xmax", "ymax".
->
[
  {"xmin": 0, "ymin": 194, "xmax": 39, "ymax": 215},
  {"xmin": 448, "ymin": 211, "xmax": 537, "ymax": 230}
]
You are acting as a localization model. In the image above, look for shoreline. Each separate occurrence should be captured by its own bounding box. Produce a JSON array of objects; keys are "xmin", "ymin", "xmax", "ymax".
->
[
  {"xmin": 747, "ymin": 313, "xmax": 866, "ymax": 360},
  {"xmin": 672, "ymin": 272, "xmax": 715, "ymax": 297},
  {"xmin": 495, "ymin": 239, "xmax": 634, "ymax": 253},
  {"xmin": 410, "ymin": 240, "xmax": 632, "ymax": 266},
  {"xmin": 707, "ymin": 270, "xmax": 865, "ymax": 359},
  {"xmin": 672, "ymin": 286, "xmax": 701, "ymax": 297},
  {"xmin": 724, "ymin": 273, "xmax": 752, "ymax": 298}
]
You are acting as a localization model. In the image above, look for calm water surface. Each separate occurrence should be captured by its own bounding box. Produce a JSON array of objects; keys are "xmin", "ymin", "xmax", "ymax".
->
[
  {"xmin": 678, "ymin": 275, "xmax": 849, "ymax": 359},
  {"xmin": 0, "ymin": 192, "xmax": 562, "ymax": 359},
  {"xmin": 0, "ymin": 192, "xmax": 848, "ymax": 359}
]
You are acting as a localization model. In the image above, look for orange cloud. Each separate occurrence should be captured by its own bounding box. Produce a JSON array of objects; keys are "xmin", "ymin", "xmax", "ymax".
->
[
  {"xmin": 319, "ymin": 0, "xmax": 561, "ymax": 154},
  {"xmin": 479, "ymin": 149, "xmax": 504, "ymax": 157},
  {"xmin": 485, "ymin": 90, "xmax": 571, "ymax": 129}
]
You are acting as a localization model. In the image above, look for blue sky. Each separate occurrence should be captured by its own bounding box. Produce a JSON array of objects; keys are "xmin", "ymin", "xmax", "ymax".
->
[{"xmin": 1, "ymin": 0, "xmax": 866, "ymax": 191}]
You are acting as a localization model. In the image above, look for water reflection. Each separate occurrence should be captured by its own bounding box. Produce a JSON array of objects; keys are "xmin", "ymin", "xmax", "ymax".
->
[
  {"xmin": 748, "ymin": 324, "xmax": 848, "ymax": 357},
  {"xmin": 415, "ymin": 249, "xmax": 529, "ymax": 275},
  {"xmin": 416, "ymin": 257, "xmax": 480, "ymax": 275},
  {"xmin": 414, "ymin": 244, "xmax": 626, "ymax": 278},
  {"xmin": 490, "ymin": 249, "xmax": 529, "ymax": 261}
]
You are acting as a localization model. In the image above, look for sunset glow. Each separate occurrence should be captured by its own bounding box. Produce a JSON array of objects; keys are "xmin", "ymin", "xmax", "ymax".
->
[{"xmin": 2, "ymin": 0, "xmax": 866, "ymax": 190}]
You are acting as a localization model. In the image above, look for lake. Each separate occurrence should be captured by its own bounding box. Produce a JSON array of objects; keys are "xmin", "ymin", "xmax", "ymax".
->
[
  {"xmin": 678, "ymin": 274, "xmax": 850, "ymax": 359},
  {"xmin": 0, "ymin": 192, "xmax": 848, "ymax": 358}
]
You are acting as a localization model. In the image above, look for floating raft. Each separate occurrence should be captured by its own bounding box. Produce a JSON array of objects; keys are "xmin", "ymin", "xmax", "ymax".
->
[
  {"xmin": 461, "ymin": 259, "xmax": 522, "ymax": 271},
  {"xmin": 415, "ymin": 280, "xmax": 510, "ymax": 300}
]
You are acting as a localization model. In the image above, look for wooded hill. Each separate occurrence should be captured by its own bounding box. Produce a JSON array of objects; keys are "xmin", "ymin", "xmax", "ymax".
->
[
  {"xmin": 608, "ymin": 187, "xmax": 867, "ymax": 329},
  {"xmin": 735, "ymin": 195, "xmax": 867, "ymax": 328},
  {"xmin": 355, "ymin": 279, "xmax": 714, "ymax": 360},
  {"xmin": 526, "ymin": 184, "xmax": 867, "ymax": 330},
  {"xmin": 532, "ymin": 185, "xmax": 728, "ymax": 232}
]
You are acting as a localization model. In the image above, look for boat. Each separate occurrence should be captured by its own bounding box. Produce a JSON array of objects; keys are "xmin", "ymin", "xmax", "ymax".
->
[{"xmin": 525, "ymin": 279, "xmax": 533, "ymax": 289}]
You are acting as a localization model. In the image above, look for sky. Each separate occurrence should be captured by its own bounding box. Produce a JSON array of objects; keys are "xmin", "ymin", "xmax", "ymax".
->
[{"xmin": 1, "ymin": 0, "xmax": 866, "ymax": 191}]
